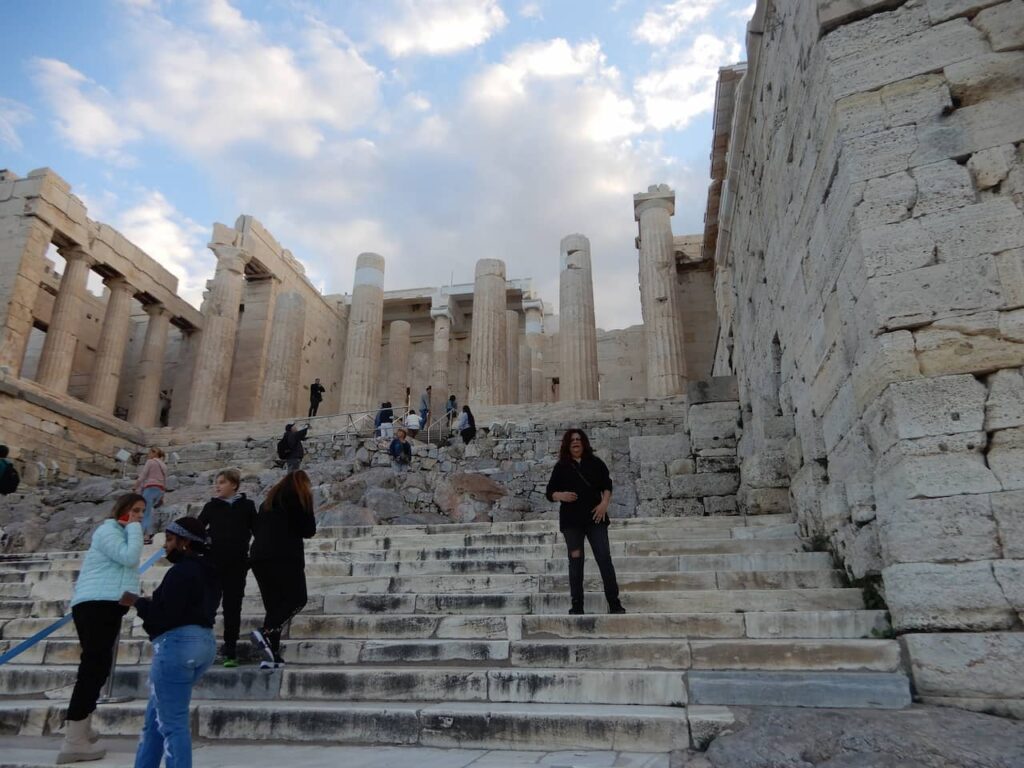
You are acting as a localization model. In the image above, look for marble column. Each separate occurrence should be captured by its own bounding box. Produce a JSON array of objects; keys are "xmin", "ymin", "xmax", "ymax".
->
[
  {"xmin": 387, "ymin": 320, "xmax": 411, "ymax": 410},
  {"xmin": 129, "ymin": 303, "xmax": 171, "ymax": 427},
  {"xmin": 635, "ymin": 184, "xmax": 686, "ymax": 397},
  {"xmin": 523, "ymin": 299, "xmax": 544, "ymax": 403},
  {"xmin": 260, "ymin": 291, "xmax": 306, "ymax": 419},
  {"xmin": 518, "ymin": 337, "xmax": 532, "ymax": 404},
  {"xmin": 505, "ymin": 310, "xmax": 520, "ymax": 404},
  {"xmin": 468, "ymin": 259, "xmax": 507, "ymax": 406},
  {"xmin": 0, "ymin": 217, "xmax": 53, "ymax": 376},
  {"xmin": 86, "ymin": 277, "xmax": 136, "ymax": 413},
  {"xmin": 430, "ymin": 306, "xmax": 452, "ymax": 416},
  {"xmin": 36, "ymin": 247, "xmax": 94, "ymax": 394},
  {"xmin": 186, "ymin": 245, "xmax": 248, "ymax": 425},
  {"xmin": 339, "ymin": 252, "xmax": 385, "ymax": 413},
  {"xmin": 558, "ymin": 234, "xmax": 599, "ymax": 401}
]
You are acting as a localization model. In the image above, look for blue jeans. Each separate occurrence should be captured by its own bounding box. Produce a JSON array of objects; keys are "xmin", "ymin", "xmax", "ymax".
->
[
  {"xmin": 134, "ymin": 625, "xmax": 215, "ymax": 768},
  {"xmin": 141, "ymin": 487, "xmax": 164, "ymax": 537}
]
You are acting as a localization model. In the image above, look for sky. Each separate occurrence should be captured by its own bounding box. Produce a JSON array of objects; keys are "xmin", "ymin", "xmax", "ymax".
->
[{"xmin": 1, "ymin": 0, "xmax": 753, "ymax": 330}]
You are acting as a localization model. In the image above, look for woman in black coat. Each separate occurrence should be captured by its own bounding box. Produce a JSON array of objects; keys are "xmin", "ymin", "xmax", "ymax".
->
[
  {"xmin": 249, "ymin": 470, "xmax": 316, "ymax": 668},
  {"xmin": 545, "ymin": 428, "xmax": 625, "ymax": 615}
]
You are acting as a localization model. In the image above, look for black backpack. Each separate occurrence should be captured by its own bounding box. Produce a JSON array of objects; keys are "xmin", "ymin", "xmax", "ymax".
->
[
  {"xmin": 0, "ymin": 462, "xmax": 20, "ymax": 495},
  {"xmin": 276, "ymin": 435, "xmax": 290, "ymax": 460}
]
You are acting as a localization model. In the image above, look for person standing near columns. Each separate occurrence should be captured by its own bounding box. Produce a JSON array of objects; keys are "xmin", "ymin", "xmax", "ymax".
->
[
  {"xmin": 129, "ymin": 304, "xmax": 171, "ymax": 428},
  {"xmin": 307, "ymin": 378, "xmax": 325, "ymax": 417},
  {"xmin": 634, "ymin": 184, "xmax": 686, "ymax": 397},
  {"xmin": 559, "ymin": 234, "xmax": 599, "ymax": 401},
  {"xmin": 339, "ymin": 253, "xmax": 385, "ymax": 415},
  {"xmin": 36, "ymin": 247, "xmax": 94, "ymax": 395},
  {"xmin": 187, "ymin": 245, "xmax": 249, "ymax": 425},
  {"xmin": 523, "ymin": 300, "xmax": 544, "ymax": 403},
  {"xmin": 468, "ymin": 259, "xmax": 508, "ymax": 406},
  {"xmin": 87, "ymin": 276, "xmax": 136, "ymax": 414}
]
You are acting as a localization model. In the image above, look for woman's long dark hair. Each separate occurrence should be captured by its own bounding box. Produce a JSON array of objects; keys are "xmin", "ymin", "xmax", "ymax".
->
[
  {"xmin": 558, "ymin": 428, "xmax": 594, "ymax": 463},
  {"xmin": 109, "ymin": 493, "xmax": 147, "ymax": 521},
  {"xmin": 462, "ymin": 405, "xmax": 475, "ymax": 428},
  {"xmin": 265, "ymin": 469, "xmax": 313, "ymax": 513}
]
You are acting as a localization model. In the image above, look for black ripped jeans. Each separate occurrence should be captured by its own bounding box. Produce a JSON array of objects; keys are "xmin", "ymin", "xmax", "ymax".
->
[{"xmin": 562, "ymin": 523, "xmax": 620, "ymax": 610}]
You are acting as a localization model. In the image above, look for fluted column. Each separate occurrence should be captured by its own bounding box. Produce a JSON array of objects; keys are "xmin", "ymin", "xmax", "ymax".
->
[
  {"xmin": 387, "ymin": 320, "xmax": 411, "ymax": 409},
  {"xmin": 430, "ymin": 306, "xmax": 452, "ymax": 416},
  {"xmin": 635, "ymin": 184, "xmax": 686, "ymax": 397},
  {"xmin": 523, "ymin": 299, "xmax": 544, "ymax": 403},
  {"xmin": 559, "ymin": 234, "xmax": 599, "ymax": 401},
  {"xmin": 129, "ymin": 303, "xmax": 171, "ymax": 427},
  {"xmin": 260, "ymin": 291, "xmax": 306, "ymax": 419},
  {"xmin": 339, "ymin": 252, "xmax": 386, "ymax": 413},
  {"xmin": 468, "ymin": 259, "xmax": 507, "ymax": 406},
  {"xmin": 518, "ymin": 337, "xmax": 531, "ymax": 404},
  {"xmin": 86, "ymin": 277, "xmax": 136, "ymax": 412},
  {"xmin": 187, "ymin": 245, "xmax": 248, "ymax": 425},
  {"xmin": 36, "ymin": 247, "xmax": 94, "ymax": 394},
  {"xmin": 505, "ymin": 310, "xmax": 520, "ymax": 404}
]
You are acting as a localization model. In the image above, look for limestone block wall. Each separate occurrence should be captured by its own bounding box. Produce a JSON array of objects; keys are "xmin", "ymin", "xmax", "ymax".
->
[
  {"xmin": 713, "ymin": 0, "xmax": 1024, "ymax": 713},
  {"xmin": 596, "ymin": 325, "xmax": 647, "ymax": 399}
]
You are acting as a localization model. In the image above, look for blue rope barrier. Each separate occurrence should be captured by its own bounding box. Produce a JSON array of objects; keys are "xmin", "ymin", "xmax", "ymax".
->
[{"xmin": 0, "ymin": 547, "xmax": 165, "ymax": 666}]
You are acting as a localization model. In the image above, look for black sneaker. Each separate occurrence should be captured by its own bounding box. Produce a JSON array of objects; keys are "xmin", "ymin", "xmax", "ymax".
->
[
  {"xmin": 250, "ymin": 629, "xmax": 275, "ymax": 664},
  {"xmin": 608, "ymin": 601, "xmax": 626, "ymax": 615},
  {"xmin": 569, "ymin": 604, "xmax": 585, "ymax": 615}
]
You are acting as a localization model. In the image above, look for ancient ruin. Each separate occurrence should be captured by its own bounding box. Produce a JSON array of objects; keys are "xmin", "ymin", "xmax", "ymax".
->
[{"xmin": 1, "ymin": 0, "xmax": 1024, "ymax": 762}]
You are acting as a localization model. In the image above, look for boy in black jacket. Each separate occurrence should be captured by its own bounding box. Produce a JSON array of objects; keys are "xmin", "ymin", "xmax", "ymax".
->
[{"xmin": 198, "ymin": 468, "xmax": 257, "ymax": 667}]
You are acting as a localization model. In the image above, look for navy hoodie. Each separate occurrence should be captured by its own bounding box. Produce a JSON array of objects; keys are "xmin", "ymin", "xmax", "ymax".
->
[{"xmin": 135, "ymin": 553, "xmax": 221, "ymax": 640}]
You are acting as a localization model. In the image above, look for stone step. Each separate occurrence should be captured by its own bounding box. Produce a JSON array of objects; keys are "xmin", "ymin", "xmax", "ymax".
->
[
  {"xmin": 0, "ymin": 584, "xmax": 31, "ymax": 598},
  {"xmin": 686, "ymin": 671, "xmax": 912, "ymax": 709},
  {"xmin": 0, "ymin": 698, "xmax": 692, "ymax": 751}
]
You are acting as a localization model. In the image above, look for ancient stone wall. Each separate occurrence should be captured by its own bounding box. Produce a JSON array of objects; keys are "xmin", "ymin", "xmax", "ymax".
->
[
  {"xmin": 713, "ymin": 0, "xmax": 1024, "ymax": 714},
  {"xmin": 597, "ymin": 325, "xmax": 647, "ymax": 399}
]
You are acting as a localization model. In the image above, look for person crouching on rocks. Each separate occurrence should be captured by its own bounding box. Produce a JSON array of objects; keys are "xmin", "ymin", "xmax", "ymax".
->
[
  {"xmin": 57, "ymin": 493, "xmax": 145, "ymax": 765},
  {"xmin": 545, "ymin": 428, "xmax": 625, "ymax": 616},
  {"xmin": 389, "ymin": 428, "xmax": 413, "ymax": 471},
  {"xmin": 198, "ymin": 468, "xmax": 257, "ymax": 668},
  {"xmin": 119, "ymin": 517, "xmax": 220, "ymax": 768},
  {"xmin": 249, "ymin": 469, "xmax": 316, "ymax": 669}
]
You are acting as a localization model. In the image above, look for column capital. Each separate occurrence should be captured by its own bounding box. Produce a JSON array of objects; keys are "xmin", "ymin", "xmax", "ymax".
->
[
  {"xmin": 143, "ymin": 301, "xmax": 170, "ymax": 319},
  {"xmin": 430, "ymin": 305, "xmax": 453, "ymax": 323},
  {"xmin": 522, "ymin": 298, "xmax": 544, "ymax": 315},
  {"xmin": 58, "ymin": 245, "xmax": 95, "ymax": 266},
  {"xmin": 209, "ymin": 244, "xmax": 248, "ymax": 273},
  {"xmin": 633, "ymin": 184, "xmax": 675, "ymax": 220},
  {"xmin": 104, "ymin": 275, "xmax": 135, "ymax": 295}
]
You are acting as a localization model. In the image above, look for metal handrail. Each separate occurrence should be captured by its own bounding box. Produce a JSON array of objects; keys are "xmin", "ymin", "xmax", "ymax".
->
[{"xmin": 425, "ymin": 412, "xmax": 454, "ymax": 444}]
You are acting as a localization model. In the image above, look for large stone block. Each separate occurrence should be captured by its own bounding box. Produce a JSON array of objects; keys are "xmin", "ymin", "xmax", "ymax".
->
[
  {"xmin": 740, "ymin": 453, "xmax": 790, "ymax": 489},
  {"xmin": 737, "ymin": 487, "xmax": 791, "ymax": 516},
  {"xmin": 919, "ymin": 199, "xmax": 1024, "ymax": 263},
  {"xmin": 883, "ymin": 561, "xmax": 1017, "ymax": 631},
  {"xmin": 903, "ymin": 631, "xmax": 1024, "ymax": 698},
  {"xmin": 974, "ymin": 0, "xmax": 1024, "ymax": 52},
  {"xmin": 875, "ymin": 443, "xmax": 1000, "ymax": 503},
  {"xmin": 914, "ymin": 311, "xmax": 1024, "ymax": 375},
  {"xmin": 984, "ymin": 367, "xmax": 1024, "ymax": 430},
  {"xmin": 628, "ymin": 433, "xmax": 691, "ymax": 465},
  {"xmin": 992, "ymin": 490, "xmax": 1024, "ymax": 557},
  {"xmin": 686, "ymin": 377, "xmax": 738, "ymax": 404},
  {"xmin": 944, "ymin": 51, "xmax": 1024, "ymax": 106},
  {"xmin": 993, "ymin": 560, "xmax": 1024, "ymax": 617},
  {"xmin": 688, "ymin": 402, "xmax": 739, "ymax": 451},
  {"xmin": 877, "ymin": 494, "xmax": 1001, "ymax": 564},
  {"xmin": 987, "ymin": 426, "xmax": 1024, "ymax": 490},
  {"xmin": 850, "ymin": 331, "xmax": 921, "ymax": 410},
  {"xmin": 910, "ymin": 160, "xmax": 975, "ymax": 218},
  {"xmin": 912, "ymin": 96, "xmax": 1024, "ymax": 166},
  {"xmin": 926, "ymin": 0, "xmax": 1005, "ymax": 23},
  {"xmin": 669, "ymin": 473, "xmax": 739, "ymax": 499},
  {"xmin": 968, "ymin": 144, "xmax": 1018, "ymax": 190}
]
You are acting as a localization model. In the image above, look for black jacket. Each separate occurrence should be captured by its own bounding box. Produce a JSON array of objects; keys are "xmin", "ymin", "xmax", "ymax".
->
[
  {"xmin": 198, "ymin": 495, "xmax": 257, "ymax": 564},
  {"xmin": 135, "ymin": 553, "xmax": 221, "ymax": 640},
  {"xmin": 545, "ymin": 454, "xmax": 614, "ymax": 531},
  {"xmin": 249, "ymin": 487, "xmax": 316, "ymax": 564},
  {"xmin": 309, "ymin": 383, "xmax": 325, "ymax": 403},
  {"xmin": 284, "ymin": 427, "xmax": 309, "ymax": 459}
]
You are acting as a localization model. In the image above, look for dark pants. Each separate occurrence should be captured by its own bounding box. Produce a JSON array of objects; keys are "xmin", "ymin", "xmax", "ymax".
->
[
  {"xmin": 562, "ymin": 524, "xmax": 620, "ymax": 609},
  {"xmin": 308, "ymin": 401, "xmax": 320, "ymax": 417},
  {"xmin": 216, "ymin": 559, "xmax": 248, "ymax": 656},
  {"xmin": 460, "ymin": 427, "xmax": 476, "ymax": 444},
  {"xmin": 251, "ymin": 560, "xmax": 307, "ymax": 657},
  {"xmin": 68, "ymin": 600, "xmax": 128, "ymax": 721}
]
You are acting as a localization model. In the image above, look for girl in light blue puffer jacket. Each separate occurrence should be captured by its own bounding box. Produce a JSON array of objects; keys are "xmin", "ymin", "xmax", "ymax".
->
[{"xmin": 58, "ymin": 493, "xmax": 146, "ymax": 765}]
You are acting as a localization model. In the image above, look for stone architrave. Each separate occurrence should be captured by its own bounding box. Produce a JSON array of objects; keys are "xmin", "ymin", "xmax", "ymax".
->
[
  {"xmin": 523, "ymin": 299, "xmax": 544, "ymax": 403},
  {"xmin": 387, "ymin": 320, "xmax": 412, "ymax": 411},
  {"xmin": 431, "ymin": 304, "xmax": 452, "ymax": 417},
  {"xmin": 260, "ymin": 291, "xmax": 306, "ymax": 419},
  {"xmin": 559, "ymin": 233, "xmax": 599, "ymax": 401},
  {"xmin": 518, "ymin": 336, "xmax": 532, "ymax": 404},
  {"xmin": 339, "ymin": 253, "xmax": 386, "ymax": 414},
  {"xmin": 129, "ymin": 303, "xmax": 171, "ymax": 427},
  {"xmin": 635, "ymin": 184, "xmax": 686, "ymax": 397},
  {"xmin": 36, "ymin": 246, "xmax": 94, "ymax": 395},
  {"xmin": 86, "ymin": 277, "xmax": 136, "ymax": 413},
  {"xmin": 505, "ymin": 310, "xmax": 520, "ymax": 405},
  {"xmin": 468, "ymin": 259, "xmax": 508, "ymax": 406},
  {"xmin": 186, "ymin": 245, "xmax": 248, "ymax": 425},
  {"xmin": 0, "ymin": 217, "xmax": 53, "ymax": 376}
]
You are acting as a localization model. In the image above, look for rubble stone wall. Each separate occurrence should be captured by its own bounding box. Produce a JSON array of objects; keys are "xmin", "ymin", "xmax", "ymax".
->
[{"xmin": 714, "ymin": 0, "xmax": 1024, "ymax": 712}]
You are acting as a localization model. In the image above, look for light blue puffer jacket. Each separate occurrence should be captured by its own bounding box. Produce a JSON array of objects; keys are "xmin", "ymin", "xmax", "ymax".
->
[{"xmin": 70, "ymin": 520, "xmax": 143, "ymax": 607}]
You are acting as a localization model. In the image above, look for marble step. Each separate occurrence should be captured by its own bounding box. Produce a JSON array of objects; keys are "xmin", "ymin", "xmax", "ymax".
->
[{"xmin": 0, "ymin": 698, "xmax": 693, "ymax": 751}]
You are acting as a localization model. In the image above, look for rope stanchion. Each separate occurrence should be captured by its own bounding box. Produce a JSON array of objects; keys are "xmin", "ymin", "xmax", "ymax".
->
[{"xmin": 0, "ymin": 546, "xmax": 165, "ymax": 667}]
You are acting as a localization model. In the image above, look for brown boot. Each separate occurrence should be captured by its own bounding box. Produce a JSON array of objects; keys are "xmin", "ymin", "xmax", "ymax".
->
[{"xmin": 56, "ymin": 718, "xmax": 106, "ymax": 764}]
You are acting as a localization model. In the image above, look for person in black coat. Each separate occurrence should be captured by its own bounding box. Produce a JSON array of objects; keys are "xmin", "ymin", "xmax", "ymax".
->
[
  {"xmin": 545, "ymin": 428, "xmax": 625, "ymax": 615},
  {"xmin": 249, "ymin": 469, "xmax": 317, "ymax": 668},
  {"xmin": 197, "ymin": 468, "xmax": 257, "ymax": 667},
  {"xmin": 282, "ymin": 423, "xmax": 309, "ymax": 473},
  {"xmin": 308, "ymin": 378, "xmax": 326, "ymax": 417}
]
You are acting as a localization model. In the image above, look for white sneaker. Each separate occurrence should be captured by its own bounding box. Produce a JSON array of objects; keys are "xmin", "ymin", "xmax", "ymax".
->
[{"xmin": 250, "ymin": 629, "xmax": 275, "ymax": 664}]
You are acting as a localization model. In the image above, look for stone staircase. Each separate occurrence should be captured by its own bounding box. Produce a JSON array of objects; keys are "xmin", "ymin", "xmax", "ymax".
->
[{"xmin": 0, "ymin": 513, "xmax": 911, "ymax": 756}]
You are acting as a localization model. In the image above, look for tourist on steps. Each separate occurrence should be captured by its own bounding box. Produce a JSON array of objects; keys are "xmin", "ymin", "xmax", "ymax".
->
[
  {"xmin": 249, "ymin": 470, "xmax": 316, "ymax": 669},
  {"xmin": 404, "ymin": 409, "xmax": 422, "ymax": 438},
  {"xmin": 389, "ymin": 428, "xmax": 413, "ymax": 471},
  {"xmin": 119, "ymin": 516, "xmax": 220, "ymax": 768},
  {"xmin": 134, "ymin": 447, "xmax": 167, "ymax": 545},
  {"xmin": 445, "ymin": 395, "xmax": 458, "ymax": 430},
  {"xmin": 281, "ymin": 423, "xmax": 309, "ymax": 473},
  {"xmin": 57, "ymin": 493, "xmax": 145, "ymax": 765},
  {"xmin": 545, "ymin": 429, "xmax": 625, "ymax": 616},
  {"xmin": 307, "ymin": 377, "xmax": 326, "ymax": 417},
  {"xmin": 418, "ymin": 385, "xmax": 432, "ymax": 426},
  {"xmin": 197, "ymin": 468, "xmax": 257, "ymax": 668},
  {"xmin": 458, "ymin": 405, "xmax": 476, "ymax": 444},
  {"xmin": 377, "ymin": 401, "xmax": 395, "ymax": 438}
]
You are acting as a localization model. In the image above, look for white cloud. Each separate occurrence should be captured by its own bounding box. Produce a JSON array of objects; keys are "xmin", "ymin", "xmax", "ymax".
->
[
  {"xmin": 634, "ymin": 0, "xmax": 723, "ymax": 46},
  {"xmin": 0, "ymin": 98, "xmax": 32, "ymax": 151},
  {"xmin": 635, "ymin": 33, "xmax": 742, "ymax": 130},
  {"xmin": 375, "ymin": 0, "xmax": 508, "ymax": 57},
  {"xmin": 520, "ymin": 1, "xmax": 543, "ymax": 19},
  {"xmin": 115, "ymin": 191, "xmax": 211, "ymax": 307}
]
